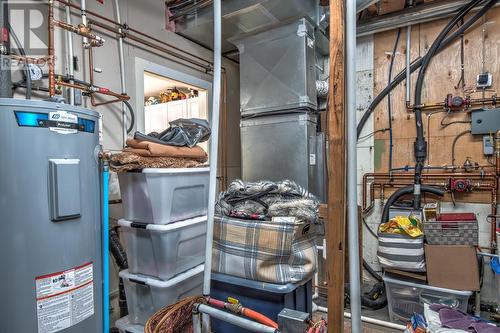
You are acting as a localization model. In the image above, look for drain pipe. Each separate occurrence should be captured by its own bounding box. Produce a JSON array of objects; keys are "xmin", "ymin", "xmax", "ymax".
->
[
  {"xmin": 0, "ymin": 0, "xmax": 12, "ymax": 98},
  {"xmin": 65, "ymin": 1, "xmax": 75, "ymax": 105},
  {"xmin": 346, "ymin": 0, "xmax": 362, "ymax": 331},
  {"xmin": 202, "ymin": 0, "xmax": 221, "ymax": 331},
  {"xmin": 114, "ymin": 0, "xmax": 128, "ymax": 146}
]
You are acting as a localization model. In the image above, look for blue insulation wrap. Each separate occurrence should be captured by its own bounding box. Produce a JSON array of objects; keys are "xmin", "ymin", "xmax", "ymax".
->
[{"xmin": 102, "ymin": 164, "xmax": 110, "ymax": 333}]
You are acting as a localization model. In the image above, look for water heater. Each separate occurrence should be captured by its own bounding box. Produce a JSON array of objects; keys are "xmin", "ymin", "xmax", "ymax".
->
[{"xmin": 0, "ymin": 99, "xmax": 103, "ymax": 333}]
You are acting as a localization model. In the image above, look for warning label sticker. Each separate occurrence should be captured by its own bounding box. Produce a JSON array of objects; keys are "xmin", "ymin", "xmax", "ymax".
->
[{"xmin": 35, "ymin": 262, "xmax": 94, "ymax": 333}]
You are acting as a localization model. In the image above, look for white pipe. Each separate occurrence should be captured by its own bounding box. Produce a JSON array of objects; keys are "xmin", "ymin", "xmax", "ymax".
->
[
  {"xmin": 80, "ymin": 0, "xmax": 89, "ymax": 48},
  {"xmin": 197, "ymin": 304, "xmax": 276, "ymax": 333},
  {"xmin": 114, "ymin": 0, "xmax": 127, "ymax": 146},
  {"xmin": 313, "ymin": 304, "xmax": 406, "ymax": 331},
  {"xmin": 405, "ymin": 24, "xmax": 411, "ymax": 106},
  {"xmin": 202, "ymin": 0, "xmax": 221, "ymax": 331},
  {"xmin": 193, "ymin": 311, "xmax": 202, "ymax": 333},
  {"xmin": 347, "ymin": 0, "xmax": 362, "ymax": 331},
  {"xmin": 65, "ymin": 1, "xmax": 75, "ymax": 105}
]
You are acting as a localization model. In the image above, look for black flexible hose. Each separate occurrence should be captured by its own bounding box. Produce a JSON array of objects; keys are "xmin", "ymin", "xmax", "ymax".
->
[
  {"xmin": 8, "ymin": 22, "xmax": 31, "ymax": 99},
  {"xmin": 122, "ymin": 99, "xmax": 135, "ymax": 134},
  {"xmin": 356, "ymin": 0, "xmax": 498, "ymax": 139},
  {"xmin": 380, "ymin": 185, "xmax": 446, "ymax": 225},
  {"xmin": 412, "ymin": 0, "xmax": 483, "ymax": 208},
  {"xmin": 109, "ymin": 227, "xmax": 128, "ymax": 270}
]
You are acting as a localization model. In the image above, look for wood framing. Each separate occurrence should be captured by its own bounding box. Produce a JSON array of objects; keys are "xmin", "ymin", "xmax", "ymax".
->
[{"xmin": 326, "ymin": 0, "xmax": 347, "ymax": 331}]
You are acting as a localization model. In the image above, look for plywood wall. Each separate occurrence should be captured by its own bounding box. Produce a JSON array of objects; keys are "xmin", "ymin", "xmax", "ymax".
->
[{"xmin": 371, "ymin": 7, "xmax": 500, "ymax": 203}]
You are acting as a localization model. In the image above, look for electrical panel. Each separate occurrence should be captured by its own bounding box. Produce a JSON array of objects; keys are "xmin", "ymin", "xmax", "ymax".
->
[{"xmin": 471, "ymin": 108, "xmax": 500, "ymax": 135}]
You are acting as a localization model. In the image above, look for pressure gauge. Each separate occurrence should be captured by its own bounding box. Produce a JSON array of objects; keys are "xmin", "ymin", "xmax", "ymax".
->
[{"xmin": 28, "ymin": 64, "xmax": 43, "ymax": 81}]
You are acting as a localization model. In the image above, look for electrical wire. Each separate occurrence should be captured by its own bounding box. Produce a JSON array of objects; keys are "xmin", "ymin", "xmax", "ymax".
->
[
  {"xmin": 358, "ymin": 128, "xmax": 389, "ymax": 142},
  {"xmin": 388, "ymin": 28, "xmax": 402, "ymax": 177},
  {"xmin": 451, "ymin": 129, "xmax": 471, "ymax": 165},
  {"xmin": 362, "ymin": 217, "xmax": 378, "ymax": 239},
  {"xmin": 440, "ymin": 113, "xmax": 472, "ymax": 128}
]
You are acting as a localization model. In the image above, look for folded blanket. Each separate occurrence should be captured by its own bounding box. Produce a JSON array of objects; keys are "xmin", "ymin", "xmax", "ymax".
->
[
  {"xmin": 124, "ymin": 138, "xmax": 207, "ymax": 159},
  {"xmin": 110, "ymin": 152, "xmax": 206, "ymax": 172}
]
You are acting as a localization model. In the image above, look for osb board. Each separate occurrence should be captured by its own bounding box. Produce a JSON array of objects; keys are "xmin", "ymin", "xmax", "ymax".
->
[{"xmin": 371, "ymin": 7, "xmax": 500, "ymax": 203}]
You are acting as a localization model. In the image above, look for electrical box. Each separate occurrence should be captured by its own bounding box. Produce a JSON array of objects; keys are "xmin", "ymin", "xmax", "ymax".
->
[
  {"xmin": 476, "ymin": 72, "xmax": 492, "ymax": 88},
  {"xmin": 278, "ymin": 308, "xmax": 310, "ymax": 333},
  {"xmin": 483, "ymin": 135, "xmax": 494, "ymax": 155},
  {"xmin": 471, "ymin": 108, "xmax": 500, "ymax": 135}
]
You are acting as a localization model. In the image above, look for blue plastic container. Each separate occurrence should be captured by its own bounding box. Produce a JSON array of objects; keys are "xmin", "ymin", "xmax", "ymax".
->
[{"xmin": 210, "ymin": 273, "xmax": 312, "ymax": 333}]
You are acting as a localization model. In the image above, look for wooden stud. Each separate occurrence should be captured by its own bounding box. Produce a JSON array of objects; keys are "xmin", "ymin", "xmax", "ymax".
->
[{"xmin": 327, "ymin": 0, "xmax": 347, "ymax": 331}]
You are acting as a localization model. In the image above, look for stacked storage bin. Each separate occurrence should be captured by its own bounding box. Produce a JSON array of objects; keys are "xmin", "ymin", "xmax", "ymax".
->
[{"xmin": 115, "ymin": 168, "xmax": 210, "ymax": 329}]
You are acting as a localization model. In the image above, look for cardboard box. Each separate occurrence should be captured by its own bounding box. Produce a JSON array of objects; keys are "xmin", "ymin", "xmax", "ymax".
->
[{"xmin": 425, "ymin": 245, "xmax": 480, "ymax": 291}]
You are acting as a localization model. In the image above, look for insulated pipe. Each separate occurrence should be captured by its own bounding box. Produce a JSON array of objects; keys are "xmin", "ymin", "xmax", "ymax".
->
[
  {"xmin": 202, "ymin": 0, "xmax": 221, "ymax": 330},
  {"xmin": 347, "ymin": 0, "xmax": 362, "ymax": 331},
  {"xmin": 102, "ymin": 162, "xmax": 110, "ymax": 333},
  {"xmin": 65, "ymin": 1, "xmax": 75, "ymax": 105},
  {"xmin": 48, "ymin": 0, "xmax": 56, "ymax": 96},
  {"xmin": 196, "ymin": 304, "xmax": 277, "ymax": 333},
  {"xmin": 114, "ymin": 0, "xmax": 127, "ymax": 147},
  {"xmin": 193, "ymin": 310, "xmax": 202, "ymax": 333}
]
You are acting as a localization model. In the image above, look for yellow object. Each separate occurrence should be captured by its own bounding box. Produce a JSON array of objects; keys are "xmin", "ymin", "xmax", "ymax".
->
[
  {"xmin": 227, "ymin": 297, "xmax": 239, "ymax": 305},
  {"xmin": 379, "ymin": 215, "xmax": 423, "ymax": 237}
]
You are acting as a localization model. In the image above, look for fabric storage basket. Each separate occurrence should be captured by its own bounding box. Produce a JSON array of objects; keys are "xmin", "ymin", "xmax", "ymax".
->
[
  {"xmin": 212, "ymin": 215, "xmax": 317, "ymax": 284},
  {"xmin": 120, "ymin": 264, "xmax": 204, "ymax": 325},
  {"xmin": 377, "ymin": 233, "xmax": 425, "ymax": 272},
  {"xmin": 423, "ymin": 212, "xmax": 478, "ymax": 246},
  {"xmin": 383, "ymin": 273, "xmax": 472, "ymax": 324},
  {"xmin": 115, "ymin": 316, "xmax": 144, "ymax": 333},
  {"xmin": 118, "ymin": 216, "xmax": 207, "ymax": 280},
  {"xmin": 118, "ymin": 167, "xmax": 209, "ymax": 224}
]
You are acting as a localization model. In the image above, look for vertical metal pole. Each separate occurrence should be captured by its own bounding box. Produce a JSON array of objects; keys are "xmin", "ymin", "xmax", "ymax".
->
[
  {"xmin": 406, "ymin": 24, "xmax": 411, "ymax": 107},
  {"xmin": 65, "ymin": 1, "xmax": 75, "ymax": 105},
  {"xmin": 202, "ymin": 0, "xmax": 221, "ymax": 331},
  {"xmin": 80, "ymin": 0, "xmax": 89, "ymax": 48},
  {"xmin": 114, "ymin": 0, "xmax": 128, "ymax": 146},
  {"xmin": 102, "ymin": 162, "xmax": 110, "ymax": 333},
  {"xmin": 346, "ymin": 0, "xmax": 361, "ymax": 332}
]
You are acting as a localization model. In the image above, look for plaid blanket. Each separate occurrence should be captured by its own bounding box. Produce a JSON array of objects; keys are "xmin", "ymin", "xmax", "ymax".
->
[{"xmin": 212, "ymin": 215, "xmax": 317, "ymax": 284}]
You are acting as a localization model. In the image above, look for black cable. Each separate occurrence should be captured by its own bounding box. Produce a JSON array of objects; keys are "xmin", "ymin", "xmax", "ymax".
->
[
  {"xmin": 451, "ymin": 129, "xmax": 471, "ymax": 165},
  {"xmin": 388, "ymin": 29, "xmax": 401, "ymax": 176},
  {"xmin": 412, "ymin": 0, "xmax": 483, "ymax": 209},
  {"xmin": 362, "ymin": 217, "xmax": 378, "ymax": 239},
  {"xmin": 440, "ymin": 113, "xmax": 472, "ymax": 128},
  {"xmin": 356, "ymin": 0, "xmax": 498, "ymax": 139},
  {"xmin": 8, "ymin": 22, "xmax": 31, "ymax": 99},
  {"xmin": 122, "ymin": 99, "xmax": 135, "ymax": 134}
]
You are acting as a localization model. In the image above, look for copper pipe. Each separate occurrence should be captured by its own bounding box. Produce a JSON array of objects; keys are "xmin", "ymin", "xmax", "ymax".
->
[
  {"xmin": 48, "ymin": 0, "xmax": 55, "ymax": 96},
  {"xmin": 89, "ymin": 19, "xmax": 211, "ymax": 73},
  {"xmin": 53, "ymin": 20, "xmax": 104, "ymax": 46},
  {"xmin": 406, "ymin": 96, "xmax": 499, "ymax": 112},
  {"xmin": 55, "ymin": 0, "xmax": 212, "ymax": 66}
]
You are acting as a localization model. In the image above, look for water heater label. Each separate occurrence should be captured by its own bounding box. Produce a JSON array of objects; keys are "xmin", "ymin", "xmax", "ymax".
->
[
  {"xmin": 48, "ymin": 111, "xmax": 79, "ymax": 135},
  {"xmin": 35, "ymin": 262, "xmax": 94, "ymax": 333}
]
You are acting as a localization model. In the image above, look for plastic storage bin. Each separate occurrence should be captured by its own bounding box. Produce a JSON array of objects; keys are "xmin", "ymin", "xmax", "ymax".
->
[
  {"xmin": 115, "ymin": 316, "xmax": 144, "ymax": 333},
  {"xmin": 118, "ymin": 167, "xmax": 209, "ymax": 224},
  {"xmin": 120, "ymin": 264, "xmax": 204, "ymax": 325},
  {"xmin": 118, "ymin": 216, "xmax": 206, "ymax": 280},
  {"xmin": 384, "ymin": 273, "xmax": 472, "ymax": 324},
  {"xmin": 210, "ymin": 273, "xmax": 312, "ymax": 333}
]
